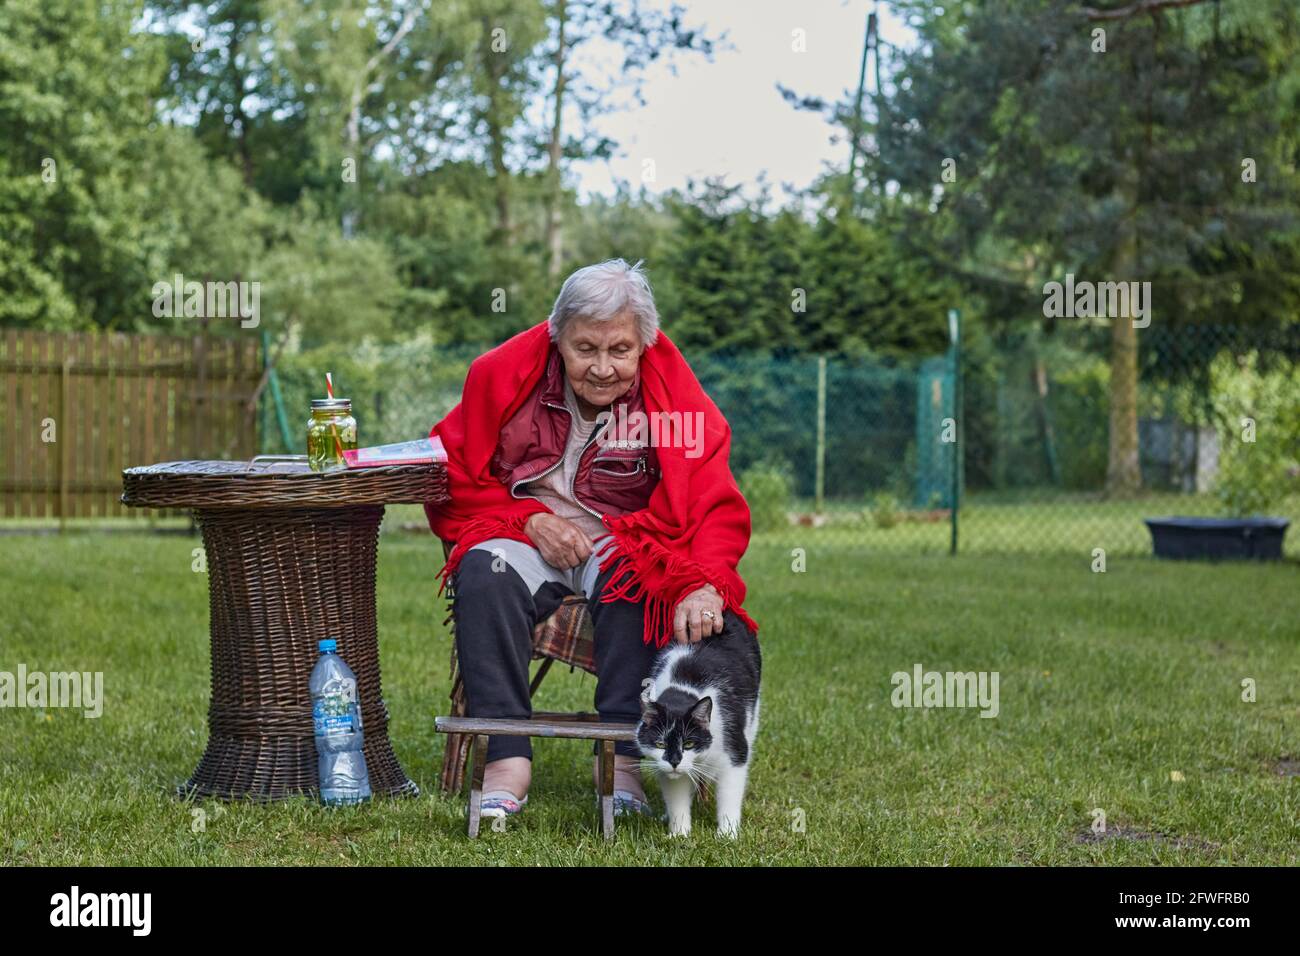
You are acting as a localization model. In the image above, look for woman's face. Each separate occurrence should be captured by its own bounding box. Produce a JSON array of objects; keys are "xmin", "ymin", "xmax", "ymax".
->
[{"xmin": 556, "ymin": 310, "xmax": 644, "ymax": 416}]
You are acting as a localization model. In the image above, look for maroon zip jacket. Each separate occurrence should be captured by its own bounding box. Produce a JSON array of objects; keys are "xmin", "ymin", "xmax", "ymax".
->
[{"xmin": 490, "ymin": 341, "xmax": 661, "ymax": 521}]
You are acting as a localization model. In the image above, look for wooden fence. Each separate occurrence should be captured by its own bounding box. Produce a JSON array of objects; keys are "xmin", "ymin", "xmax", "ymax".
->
[{"xmin": 1, "ymin": 330, "xmax": 262, "ymax": 520}]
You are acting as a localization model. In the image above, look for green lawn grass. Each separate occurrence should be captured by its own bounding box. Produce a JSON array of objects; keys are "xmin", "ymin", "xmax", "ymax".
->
[{"xmin": 1, "ymin": 529, "xmax": 1297, "ymax": 865}]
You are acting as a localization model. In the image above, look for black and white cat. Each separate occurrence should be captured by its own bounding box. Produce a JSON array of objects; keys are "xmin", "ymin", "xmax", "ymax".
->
[{"xmin": 637, "ymin": 610, "xmax": 762, "ymax": 838}]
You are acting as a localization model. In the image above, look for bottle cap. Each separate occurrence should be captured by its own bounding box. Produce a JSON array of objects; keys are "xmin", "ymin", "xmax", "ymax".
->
[{"xmin": 318, "ymin": 639, "xmax": 337, "ymax": 653}]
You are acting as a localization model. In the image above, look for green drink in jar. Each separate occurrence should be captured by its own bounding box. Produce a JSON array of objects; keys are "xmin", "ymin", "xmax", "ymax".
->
[{"xmin": 307, "ymin": 398, "xmax": 357, "ymax": 473}]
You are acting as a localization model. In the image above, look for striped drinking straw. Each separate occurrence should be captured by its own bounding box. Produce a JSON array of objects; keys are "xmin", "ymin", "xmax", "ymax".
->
[{"xmin": 325, "ymin": 372, "xmax": 346, "ymax": 462}]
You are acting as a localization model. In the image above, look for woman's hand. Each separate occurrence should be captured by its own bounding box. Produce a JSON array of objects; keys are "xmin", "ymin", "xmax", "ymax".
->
[
  {"xmin": 673, "ymin": 583, "xmax": 724, "ymax": 644},
  {"xmin": 525, "ymin": 513, "xmax": 594, "ymax": 569}
]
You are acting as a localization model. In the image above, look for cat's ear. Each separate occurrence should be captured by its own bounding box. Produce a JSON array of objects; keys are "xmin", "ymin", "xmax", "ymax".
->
[
  {"xmin": 689, "ymin": 696, "xmax": 712, "ymax": 726},
  {"xmin": 640, "ymin": 695, "xmax": 660, "ymax": 720}
]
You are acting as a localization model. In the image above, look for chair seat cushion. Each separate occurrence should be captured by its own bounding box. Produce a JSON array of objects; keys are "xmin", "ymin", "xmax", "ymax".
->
[{"xmin": 533, "ymin": 595, "xmax": 596, "ymax": 674}]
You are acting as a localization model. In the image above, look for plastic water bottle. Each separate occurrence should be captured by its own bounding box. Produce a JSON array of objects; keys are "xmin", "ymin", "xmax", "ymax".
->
[{"xmin": 310, "ymin": 639, "xmax": 372, "ymax": 806}]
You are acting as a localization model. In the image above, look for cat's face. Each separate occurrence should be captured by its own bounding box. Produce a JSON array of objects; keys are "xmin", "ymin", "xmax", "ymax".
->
[{"xmin": 637, "ymin": 693, "xmax": 713, "ymax": 778}]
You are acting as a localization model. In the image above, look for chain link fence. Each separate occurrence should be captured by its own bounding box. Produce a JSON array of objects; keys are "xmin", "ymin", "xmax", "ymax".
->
[
  {"xmin": 268, "ymin": 322, "xmax": 1300, "ymax": 558},
  {"xmin": 958, "ymin": 322, "xmax": 1300, "ymax": 557}
]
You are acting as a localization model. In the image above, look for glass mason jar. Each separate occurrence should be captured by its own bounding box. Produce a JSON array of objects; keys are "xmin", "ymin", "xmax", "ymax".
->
[{"xmin": 307, "ymin": 398, "xmax": 358, "ymax": 473}]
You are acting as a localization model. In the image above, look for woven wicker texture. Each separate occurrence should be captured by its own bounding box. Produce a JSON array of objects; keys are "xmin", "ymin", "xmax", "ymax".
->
[
  {"xmin": 122, "ymin": 459, "xmax": 446, "ymax": 509},
  {"xmin": 122, "ymin": 459, "xmax": 448, "ymax": 801}
]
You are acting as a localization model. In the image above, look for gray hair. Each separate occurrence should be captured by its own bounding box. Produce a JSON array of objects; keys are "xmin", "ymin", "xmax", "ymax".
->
[{"xmin": 548, "ymin": 258, "xmax": 660, "ymax": 347}]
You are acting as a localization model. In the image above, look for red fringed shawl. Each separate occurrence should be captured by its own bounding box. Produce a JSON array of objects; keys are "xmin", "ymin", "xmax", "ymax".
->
[{"xmin": 425, "ymin": 319, "xmax": 758, "ymax": 648}]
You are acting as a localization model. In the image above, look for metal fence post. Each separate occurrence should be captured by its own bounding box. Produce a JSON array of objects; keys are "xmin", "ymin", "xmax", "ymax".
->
[
  {"xmin": 949, "ymin": 309, "xmax": 961, "ymax": 555},
  {"xmin": 815, "ymin": 355, "xmax": 827, "ymax": 515},
  {"xmin": 260, "ymin": 331, "xmax": 270, "ymax": 455}
]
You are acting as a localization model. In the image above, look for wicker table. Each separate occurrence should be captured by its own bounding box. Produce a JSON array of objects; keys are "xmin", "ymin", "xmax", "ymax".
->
[{"xmin": 121, "ymin": 459, "xmax": 448, "ymax": 802}]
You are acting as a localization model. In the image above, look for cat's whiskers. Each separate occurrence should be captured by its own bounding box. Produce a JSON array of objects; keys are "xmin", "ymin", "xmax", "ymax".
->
[
  {"xmin": 684, "ymin": 762, "xmax": 717, "ymax": 791},
  {"xmin": 691, "ymin": 764, "xmax": 722, "ymax": 785}
]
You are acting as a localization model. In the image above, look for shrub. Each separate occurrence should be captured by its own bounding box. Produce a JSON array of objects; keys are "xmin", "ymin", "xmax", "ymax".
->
[
  {"xmin": 870, "ymin": 492, "xmax": 901, "ymax": 529},
  {"xmin": 1206, "ymin": 352, "xmax": 1300, "ymax": 517},
  {"xmin": 1051, "ymin": 357, "xmax": 1109, "ymax": 490},
  {"xmin": 739, "ymin": 463, "xmax": 793, "ymax": 532}
]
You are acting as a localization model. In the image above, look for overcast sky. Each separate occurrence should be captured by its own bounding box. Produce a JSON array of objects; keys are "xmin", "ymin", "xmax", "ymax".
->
[{"xmin": 558, "ymin": 0, "xmax": 915, "ymax": 204}]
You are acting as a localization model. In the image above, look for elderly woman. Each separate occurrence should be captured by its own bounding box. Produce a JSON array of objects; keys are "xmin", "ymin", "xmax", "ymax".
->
[{"xmin": 425, "ymin": 258, "xmax": 758, "ymax": 819}]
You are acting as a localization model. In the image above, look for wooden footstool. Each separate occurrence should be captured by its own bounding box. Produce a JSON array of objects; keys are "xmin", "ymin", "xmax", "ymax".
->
[{"xmin": 433, "ymin": 716, "xmax": 638, "ymax": 839}]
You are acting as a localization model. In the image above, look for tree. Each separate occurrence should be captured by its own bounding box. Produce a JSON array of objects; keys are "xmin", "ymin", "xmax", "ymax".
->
[
  {"xmin": 0, "ymin": 0, "xmax": 274, "ymax": 330},
  {"xmin": 151, "ymin": 0, "xmax": 299, "ymax": 195},
  {"xmin": 867, "ymin": 0, "xmax": 1300, "ymax": 493},
  {"xmin": 658, "ymin": 180, "xmax": 774, "ymax": 353},
  {"xmin": 263, "ymin": 0, "xmax": 430, "ymax": 236},
  {"xmin": 537, "ymin": 0, "xmax": 723, "ymax": 276}
]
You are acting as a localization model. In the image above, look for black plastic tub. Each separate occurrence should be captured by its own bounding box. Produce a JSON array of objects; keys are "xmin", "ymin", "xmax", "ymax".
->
[{"xmin": 1144, "ymin": 516, "xmax": 1291, "ymax": 561}]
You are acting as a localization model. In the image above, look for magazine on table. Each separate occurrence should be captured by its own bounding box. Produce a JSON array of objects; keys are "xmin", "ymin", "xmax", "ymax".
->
[{"xmin": 343, "ymin": 436, "xmax": 447, "ymax": 468}]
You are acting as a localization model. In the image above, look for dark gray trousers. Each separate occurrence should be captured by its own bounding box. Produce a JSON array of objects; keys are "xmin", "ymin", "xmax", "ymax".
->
[{"xmin": 449, "ymin": 538, "xmax": 659, "ymax": 762}]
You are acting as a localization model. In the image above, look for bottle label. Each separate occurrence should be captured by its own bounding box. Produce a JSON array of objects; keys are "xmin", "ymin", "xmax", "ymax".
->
[{"xmin": 313, "ymin": 677, "xmax": 357, "ymax": 737}]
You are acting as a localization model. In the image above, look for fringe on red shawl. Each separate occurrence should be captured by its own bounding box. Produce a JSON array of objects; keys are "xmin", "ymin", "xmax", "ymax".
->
[{"xmin": 595, "ymin": 518, "xmax": 760, "ymax": 650}]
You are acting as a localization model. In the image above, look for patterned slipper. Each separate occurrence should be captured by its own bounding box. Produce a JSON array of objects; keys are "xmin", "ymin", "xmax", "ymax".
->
[{"xmin": 480, "ymin": 790, "xmax": 528, "ymax": 819}]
